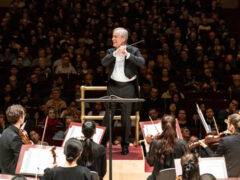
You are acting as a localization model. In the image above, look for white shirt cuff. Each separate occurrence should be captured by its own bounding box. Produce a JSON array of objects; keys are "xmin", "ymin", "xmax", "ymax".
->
[{"xmin": 126, "ymin": 52, "xmax": 130, "ymax": 59}]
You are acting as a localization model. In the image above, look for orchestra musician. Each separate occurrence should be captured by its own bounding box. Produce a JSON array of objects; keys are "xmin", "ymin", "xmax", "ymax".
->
[
  {"xmin": 146, "ymin": 115, "xmax": 188, "ymax": 180},
  {"xmin": 101, "ymin": 27, "xmax": 145, "ymax": 155},
  {"xmin": 77, "ymin": 120, "xmax": 106, "ymax": 180},
  {"xmin": 42, "ymin": 138, "xmax": 92, "ymax": 180},
  {"xmin": 199, "ymin": 113, "xmax": 240, "ymax": 177},
  {"xmin": 0, "ymin": 104, "xmax": 26, "ymax": 174}
]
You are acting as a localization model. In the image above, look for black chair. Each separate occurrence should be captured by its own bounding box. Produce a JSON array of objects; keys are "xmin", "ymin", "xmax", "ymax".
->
[
  {"xmin": 156, "ymin": 168, "xmax": 176, "ymax": 180},
  {"xmin": 90, "ymin": 171, "xmax": 100, "ymax": 180}
]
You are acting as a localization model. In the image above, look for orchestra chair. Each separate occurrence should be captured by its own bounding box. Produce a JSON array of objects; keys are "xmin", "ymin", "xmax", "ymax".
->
[
  {"xmin": 156, "ymin": 168, "xmax": 176, "ymax": 180},
  {"xmin": 90, "ymin": 171, "xmax": 100, "ymax": 180}
]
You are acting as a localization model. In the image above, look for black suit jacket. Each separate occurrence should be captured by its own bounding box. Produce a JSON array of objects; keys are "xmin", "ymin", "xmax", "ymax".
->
[
  {"xmin": 78, "ymin": 140, "xmax": 106, "ymax": 180},
  {"xmin": 205, "ymin": 133, "xmax": 240, "ymax": 177},
  {"xmin": 101, "ymin": 45, "xmax": 145, "ymax": 79},
  {"xmin": 0, "ymin": 125, "xmax": 23, "ymax": 174}
]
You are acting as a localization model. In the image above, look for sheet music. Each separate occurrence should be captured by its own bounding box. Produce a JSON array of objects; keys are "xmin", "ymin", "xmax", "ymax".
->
[
  {"xmin": 196, "ymin": 104, "xmax": 211, "ymax": 134},
  {"xmin": 20, "ymin": 147, "xmax": 65, "ymax": 175},
  {"xmin": 174, "ymin": 157, "xmax": 228, "ymax": 178},
  {"xmin": 62, "ymin": 125, "xmax": 104, "ymax": 146},
  {"xmin": 199, "ymin": 157, "xmax": 228, "ymax": 178},
  {"xmin": 143, "ymin": 123, "xmax": 162, "ymax": 136}
]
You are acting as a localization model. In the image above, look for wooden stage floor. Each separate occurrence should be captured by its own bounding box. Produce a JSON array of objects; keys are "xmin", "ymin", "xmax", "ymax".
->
[{"xmin": 103, "ymin": 159, "xmax": 151, "ymax": 180}]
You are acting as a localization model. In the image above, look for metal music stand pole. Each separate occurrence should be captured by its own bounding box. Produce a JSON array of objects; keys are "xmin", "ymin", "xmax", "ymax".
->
[{"xmin": 77, "ymin": 96, "xmax": 145, "ymax": 180}]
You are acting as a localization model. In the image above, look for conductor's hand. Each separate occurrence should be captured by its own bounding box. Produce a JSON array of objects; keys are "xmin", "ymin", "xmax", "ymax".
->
[{"xmin": 114, "ymin": 45, "xmax": 128, "ymax": 56}]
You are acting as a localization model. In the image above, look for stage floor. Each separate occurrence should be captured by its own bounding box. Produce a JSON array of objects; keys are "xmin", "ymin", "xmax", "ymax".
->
[
  {"xmin": 104, "ymin": 145, "xmax": 151, "ymax": 180},
  {"xmin": 104, "ymin": 160, "xmax": 151, "ymax": 180}
]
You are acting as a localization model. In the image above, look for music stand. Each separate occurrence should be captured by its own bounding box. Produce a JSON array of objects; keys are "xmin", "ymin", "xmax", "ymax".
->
[{"xmin": 77, "ymin": 95, "xmax": 145, "ymax": 180}]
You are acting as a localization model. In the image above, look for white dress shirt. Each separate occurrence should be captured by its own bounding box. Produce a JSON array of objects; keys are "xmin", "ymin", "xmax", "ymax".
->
[{"xmin": 111, "ymin": 51, "xmax": 136, "ymax": 82}]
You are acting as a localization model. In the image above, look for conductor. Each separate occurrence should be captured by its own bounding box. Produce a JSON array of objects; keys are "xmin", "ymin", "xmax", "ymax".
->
[{"xmin": 101, "ymin": 27, "xmax": 145, "ymax": 155}]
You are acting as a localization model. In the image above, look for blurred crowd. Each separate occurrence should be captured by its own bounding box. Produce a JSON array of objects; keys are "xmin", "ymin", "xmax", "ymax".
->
[{"xmin": 0, "ymin": 0, "xmax": 239, "ymax": 144}]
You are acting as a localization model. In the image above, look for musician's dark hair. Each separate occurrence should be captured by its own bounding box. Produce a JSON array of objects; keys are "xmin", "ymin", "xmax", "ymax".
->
[
  {"xmin": 181, "ymin": 153, "xmax": 200, "ymax": 180},
  {"xmin": 79, "ymin": 120, "xmax": 96, "ymax": 167},
  {"xmin": 6, "ymin": 104, "xmax": 25, "ymax": 124},
  {"xmin": 149, "ymin": 115, "xmax": 177, "ymax": 165},
  {"xmin": 198, "ymin": 173, "xmax": 216, "ymax": 180},
  {"xmin": 64, "ymin": 138, "xmax": 83, "ymax": 163}
]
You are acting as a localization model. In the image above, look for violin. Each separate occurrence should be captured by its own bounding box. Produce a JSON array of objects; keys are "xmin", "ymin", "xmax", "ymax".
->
[
  {"xmin": 189, "ymin": 130, "xmax": 232, "ymax": 149},
  {"xmin": 19, "ymin": 129, "xmax": 32, "ymax": 144},
  {"xmin": 19, "ymin": 121, "xmax": 32, "ymax": 144}
]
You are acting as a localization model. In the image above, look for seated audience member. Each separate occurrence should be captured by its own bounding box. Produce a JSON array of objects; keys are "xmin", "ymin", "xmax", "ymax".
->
[
  {"xmin": 43, "ymin": 107, "xmax": 61, "ymax": 127},
  {"xmin": 188, "ymin": 136, "xmax": 209, "ymax": 158},
  {"xmin": 180, "ymin": 153, "xmax": 200, "ymax": 180},
  {"xmin": 217, "ymin": 99, "xmax": 238, "ymax": 131},
  {"xmin": 146, "ymin": 115, "xmax": 188, "ymax": 180},
  {"xmin": 182, "ymin": 127, "xmax": 191, "ymax": 143},
  {"xmin": 78, "ymin": 120, "xmax": 106, "ymax": 180},
  {"xmin": 42, "ymin": 138, "xmax": 91, "ymax": 180},
  {"xmin": 148, "ymin": 108, "xmax": 160, "ymax": 121},
  {"xmin": 0, "ymin": 112, "xmax": 6, "ymax": 135},
  {"xmin": 198, "ymin": 173, "xmax": 217, "ymax": 180},
  {"xmin": 87, "ymin": 103, "xmax": 105, "ymax": 125},
  {"xmin": 53, "ymin": 116, "xmax": 73, "ymax": 141},
  {"xmin": 45, "ymin": 87, "xmax": 67, "ymax": 118},
  {"xmin": 61, "ymin": 100, "xmax": 81, "ymax": 120},
  {"xmin": 177, "ymin": 109, "xmax": 190, "ymax": 127},
  {"xmin": 29, "ymin": 130, "xmax": 48, "ymax": 145}
]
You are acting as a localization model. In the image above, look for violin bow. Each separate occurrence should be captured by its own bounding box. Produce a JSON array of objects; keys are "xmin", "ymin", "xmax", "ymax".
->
[
  {"xmin": 41, "ymin": 115, "xmax": 49, "ymax": 145},
  {"xmin": 149, "ymin": 116, "xmax": 160, "ymax": 134},
  {"xmin": 213, "ymin": 116, "xmax": 220, "ymax": 135}
]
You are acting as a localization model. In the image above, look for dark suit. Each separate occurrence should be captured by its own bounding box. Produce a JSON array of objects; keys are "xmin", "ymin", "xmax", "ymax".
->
[
  {"xmin": 101, "ymin": 45, "xmax": 145, "ymax": 147},
  {"xmin": 147, "ymin": 139, "xmax": 187, "ymax": 180},
  {"xmin": 78, "ymin": 140, "xmax": 106, "ymax": 180},
  {"xmin": 0, "ymin": 125, "xmax": 23, "ymax": 174},
  {"xmin": 205, "ymin": 133, "xmax": 240, "ymax": 177}
]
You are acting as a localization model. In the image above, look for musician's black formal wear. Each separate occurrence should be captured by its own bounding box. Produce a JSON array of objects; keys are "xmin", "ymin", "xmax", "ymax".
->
[
  {"xmin": 78, "ymin": 140, "xmax": 106, "ymax": 180},
  {"xmin": 101, "ymin": 45, "xmax": 145, "ymax": 153},
  {"xmin": 204, "ymin": 133, "xmax": 240, "ymax": 177},
  {"xmin": 146, "ymin": 139, "xmax": 187, "ymax": 180},
  {"xmin": 0, "ymin": 125, "xmax": 23, "ymax": 174},
  {"xmin": 42, "ymin": 166, "xmax": 92, "ymax": 180}
]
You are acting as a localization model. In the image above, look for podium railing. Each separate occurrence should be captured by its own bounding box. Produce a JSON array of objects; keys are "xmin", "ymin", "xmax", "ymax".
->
[{"xmin": 80, "ymin": 86, "xmax": 140, "ymax": 143}]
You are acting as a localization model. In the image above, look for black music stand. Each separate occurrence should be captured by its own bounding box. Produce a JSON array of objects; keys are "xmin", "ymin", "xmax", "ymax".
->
[{"xmin": 77, "ymin": 95, "xmax": 145, "ymax": 180}]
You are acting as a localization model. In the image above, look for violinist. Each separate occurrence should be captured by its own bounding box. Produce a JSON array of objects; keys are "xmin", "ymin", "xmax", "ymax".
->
[
  {"xmin": 146, "ymin": 115, "xmax": 188, "ymax": 180},
  {"xmin": 199, "ymin": 113, "xmax": 240, "ymax": 177},
  {"xmin": 0, "ymin": 104, "xmax": 26, "ymax": 174}
]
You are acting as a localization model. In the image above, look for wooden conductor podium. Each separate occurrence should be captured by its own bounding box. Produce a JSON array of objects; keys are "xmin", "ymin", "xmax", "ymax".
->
[{"xmin": 78, "ymin": 95, "xmax": 145, "ymax": 180}]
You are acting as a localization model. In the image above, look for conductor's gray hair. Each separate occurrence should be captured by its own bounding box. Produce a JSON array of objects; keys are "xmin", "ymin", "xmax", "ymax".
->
[{"xmin": 113, "ymin": 27, "xmax": 128, "ymax": 41}]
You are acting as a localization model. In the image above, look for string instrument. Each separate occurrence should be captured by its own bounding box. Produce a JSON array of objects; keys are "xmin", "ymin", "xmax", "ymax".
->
[
  {"xmin": 19, "ymin": 121, "xmax": 32, "ymax": 144},
  {"xmin": 41, "ymin": 116, "xmax": 49, "ymax": 145},
  {"xmin": 51, "ymin": 146, "xmax": 57, "ymax": 165},
  {"xmin": 189, "ymin": 130, "xmax": 232, "ymax": 149}
]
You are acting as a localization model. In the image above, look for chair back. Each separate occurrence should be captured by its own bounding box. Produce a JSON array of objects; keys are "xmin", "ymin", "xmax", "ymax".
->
[
  {"xmin": 90, "ymin": 171, "xmax": 100, "ymax": 180},
  {"xmin": 156, "ymin": 168, "xmax": 176, "ymax": 180}
]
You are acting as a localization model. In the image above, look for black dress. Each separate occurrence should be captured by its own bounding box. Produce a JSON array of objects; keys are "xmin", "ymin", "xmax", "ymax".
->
[
  {"xmin": 146, "ymin": 138, "xmax": 187, "ymax": 180},
  {"xmin": 42, "ymin": 166, "xmax": 92, "ymax": 180},
  {"xmin": 78, "ymin": 140, "xmax": 107, "ymax": 180},
  {"xmin": 0, "ymin": 125, "xmax": 23, "ymax": 174}
]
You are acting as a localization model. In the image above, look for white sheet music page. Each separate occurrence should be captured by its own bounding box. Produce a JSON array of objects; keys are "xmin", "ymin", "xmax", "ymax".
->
[
  {"xmin": 62, "ymin": 125, "xmax": 104, "ymax": 146},
  {"xmin": 20, "ymin": 147, "xmax": 65, "ymax": 175},
  {"xmin": 143, "ymin": 123, "xmax": 162, "ymax": 137},
  {"xmin": 199, "ymin": 157, "xmax": 228, "ymax": 178}
]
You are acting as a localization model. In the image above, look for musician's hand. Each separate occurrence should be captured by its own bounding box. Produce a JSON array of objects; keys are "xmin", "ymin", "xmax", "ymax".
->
[
  {"xmin": 198, "ymin": 140, "xmax": 207, "ymax": 148},
  {"xmin": 114, "ymin": 45, "xmax": 128, "ymax": 56},
  {"xmin": 146, "ymin": 135, "xmax": 153, "ymax": 144}
]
